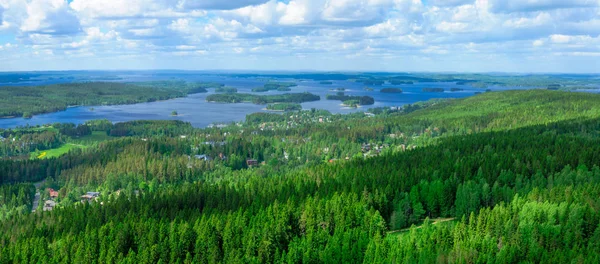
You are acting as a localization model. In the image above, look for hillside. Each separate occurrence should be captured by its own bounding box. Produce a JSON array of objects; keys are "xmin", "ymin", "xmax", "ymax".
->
[{"xmin": 1, "ymin": 90, "xmax": 600, "ymax": 263}]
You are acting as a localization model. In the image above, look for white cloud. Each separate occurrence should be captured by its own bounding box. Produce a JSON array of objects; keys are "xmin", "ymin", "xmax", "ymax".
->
[
  {"xmin": 533, "ymin": 39, "xmax": 545, "ymax": 46},
  {"xmin": 21, "ymin": 0, "xmax": 81, "ymax": 35},
  {"xmin": 0, "ymin": 0, "xmax": 598, "ymax": 72}
]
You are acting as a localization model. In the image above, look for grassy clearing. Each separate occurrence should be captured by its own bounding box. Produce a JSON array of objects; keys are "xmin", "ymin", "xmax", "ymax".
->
[
  {"xmin": 30, "ymin": 144, "xmax": 84, "ymax": 159},
  {"xmin": 387, "ymin": 218, "xmax": 456, "ymax": 238}
]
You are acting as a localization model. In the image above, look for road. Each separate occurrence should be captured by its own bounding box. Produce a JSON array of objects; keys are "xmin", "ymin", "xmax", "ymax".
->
[{"xmin": 31, "ymin": 179, "xmax": 46, "ymax": 213}]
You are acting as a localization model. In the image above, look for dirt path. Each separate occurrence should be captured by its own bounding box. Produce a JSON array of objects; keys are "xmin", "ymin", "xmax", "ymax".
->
[
  {"xmin": 31, "ymin": 179, "xmax": 46, "ymax": 213},
  {"xmin": 388, "ymin": 217, "xmax": 456, "ymax": 235},
  {"xmin": 31, "ymin": 191, "xmax": 40, "ymax": 212}
]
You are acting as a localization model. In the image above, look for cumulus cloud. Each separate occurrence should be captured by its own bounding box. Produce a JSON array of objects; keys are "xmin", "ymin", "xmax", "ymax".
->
[
  {"xmin": 0, "ymin": 0, "xmax": 598, "ymax": 72},
  {"xmin": 21, "ymin": 0, "xmax": 81, "ymax": 35}
]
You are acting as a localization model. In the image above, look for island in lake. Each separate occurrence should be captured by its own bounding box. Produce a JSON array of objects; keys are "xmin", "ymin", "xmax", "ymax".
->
[
  {"xmin": 266, "ymin": 103, "xmax": 302, "ymax": 111},
  {"xmin": 0, "ymin": 81, "xmax": 219, "ymax": 119},
  {"xmin": 215, "ymin": 87, "xmax": 238, "ymax": 93},
  {"xmin": 206, "ymin": 93, "xmax": 320, "ymax": 104},
  {"xmin": 380, "ymin": 88, "xmax": 403, "ymax": 93},
  {"xmin": 326, "ymin": 93, "xmax": 375, "ymax": 105},
  {"xmin": 422, "ymin": 88, "xmax": 445, "ymax": 93},
  {"xmin": 252, "ymin": 82, "xmax": 297, "ymax": 92}
]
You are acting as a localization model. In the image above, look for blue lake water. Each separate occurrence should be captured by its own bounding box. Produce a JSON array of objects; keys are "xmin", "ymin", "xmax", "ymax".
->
[{"xmin": 0, "ymin": 74, "xmax": 526, "ymax": 129}]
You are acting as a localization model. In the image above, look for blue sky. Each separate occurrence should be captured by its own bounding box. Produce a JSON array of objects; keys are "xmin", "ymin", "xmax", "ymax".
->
[{"xmin": 0, "ymin": 0, "xmax": 599, "ymax": 72}]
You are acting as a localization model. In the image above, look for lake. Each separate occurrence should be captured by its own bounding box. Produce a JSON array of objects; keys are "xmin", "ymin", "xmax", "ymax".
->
[{"xmin": 0, "ymin": 74, "xmax": 524, "ymax": 129}]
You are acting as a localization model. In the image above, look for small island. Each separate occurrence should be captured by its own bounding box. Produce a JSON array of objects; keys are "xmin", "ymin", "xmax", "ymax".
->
[
  {"xmin": 342, "ymin": 100, "xmax": 360, "ymax": 108},
  {"xmin": 252, "ymin": 82, "xmax": 297, "ymax": 92},
  {"xmin": 381, "ymin": 88, "xmax": 403, "ymax": 93},
  {"xmin": 171, "ymin": 110, "xmax": 178, "ymax": 116},
  {"xmin": 215, "ymin": 87, "xmax": 238, "ymax": 93},
  {"xmin": 422, "ymin": 88, "xmax": 445, "ymax": 93},
  {"xmin": 319, "ymin": 81, "xmax": 333, "ymax": 85},
  {"xmin": 364, "ymin": 87, "xmax": 374, "ymax": 91},
  {"xmin": 326, "ymin": 94, "xmax": 375, "ymax": 105},
  {"xmin": 266, "ymin": 103, "xmax": 302, "ymax": 111},
  {"xmin": 207, "ymin": 93, "xmax": 320, "ymax": 104},
  {"xmin": 450, "ymin": 88, "xmax": 464, "ymax": 92}
]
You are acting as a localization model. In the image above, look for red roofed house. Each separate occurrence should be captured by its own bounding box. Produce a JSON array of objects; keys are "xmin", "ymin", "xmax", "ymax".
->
[{"xmin": 48, "ymin": 188, "xmax": 59, "ymax": 199}]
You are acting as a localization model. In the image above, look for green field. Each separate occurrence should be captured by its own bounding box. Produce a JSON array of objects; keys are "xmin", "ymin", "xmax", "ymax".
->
[
  {"xmin": 30, "ymin": 144, "xmax": 84, "ymax": 159},
  {"xmin": 29, "ymin": 131, "xmax": 115, "ymax": 159}
]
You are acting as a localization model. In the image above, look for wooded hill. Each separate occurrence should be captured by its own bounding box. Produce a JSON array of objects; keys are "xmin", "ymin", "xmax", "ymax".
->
[{"xmin": 1, "ymin": 90, "xmax": 600, "ymax": 263}]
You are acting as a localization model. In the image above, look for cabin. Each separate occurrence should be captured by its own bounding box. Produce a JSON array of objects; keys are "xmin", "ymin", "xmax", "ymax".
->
[
  {"xmin": 43, "ymin": 200, "xmax": 56, "ymax": 211},
  {"xmin": 81, "ymin": 191, "xmax": 100, "ymax": 202},
  {"xmin": 194, "ymin": 154, "xmax": 212, "ymax": 161},
  {"xmin": 47, "ymin": 188, "xmax": 59, "ymax": 199},
  {"xmin": 246, "ymin": 159, "xmax": 259, "ymax": 167}
]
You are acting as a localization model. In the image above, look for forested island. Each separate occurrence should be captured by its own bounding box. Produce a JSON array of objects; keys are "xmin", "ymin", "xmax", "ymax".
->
[
  {"xmin": 381, "ymin": 88, "xmax": 403, "ymax": 93},
  {"xmin": 0, "ymin": 81, "xmax": 220, "ymax": 118},
  {"xmin": 206, "ymin": 92, "xmax": 320, "ymax": 104},
  {"xmin": 214, "ymin": 87, "xmax": 238, "ymax": 93},
  {"xmin": 252, "ymin": 82, "xmax": 297, "ymax": 92},
  {"xmin": 2, "ymin": 89, "xmax": 600, "ymax": 263},
  {"xmin": 266, "ymin": 103, "xmax": 302, "ymax": 111},
  {"xmin": 422, "ymin": 87, "xmax": 445, "ymax": 92},
  {"xmin": 326, "ymin": 93, "xmax": 375, "ymax": 105}
]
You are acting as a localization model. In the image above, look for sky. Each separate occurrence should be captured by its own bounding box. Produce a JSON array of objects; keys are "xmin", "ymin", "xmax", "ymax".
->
[{"xmin": 0, "ymin": 0, "xmax": 599, "ymax": 73}]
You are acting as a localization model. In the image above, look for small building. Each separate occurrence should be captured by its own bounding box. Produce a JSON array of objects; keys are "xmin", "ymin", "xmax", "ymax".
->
[
  {"xmin": 81, "ymin": 192, "xmax": 100, "ymax": 202},
  {"xmin": 194, "ymin": 154, "xmax": 212, "ymax": 161},
  {"xmin": 246, "ymin": 159, "xmax": 259, "ymax": 167},
  {"xmin": 43, "ymin": 200, "xmax": 56, "ymax": 211},
  {"xmin": 47, "ymin": 188, "xmax": 59, "ymax": 199}
]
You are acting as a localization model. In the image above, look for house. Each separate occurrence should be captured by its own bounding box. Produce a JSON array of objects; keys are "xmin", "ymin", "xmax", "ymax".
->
[
  {"xmin": 246, "ymin": 159, "xmax": 259, "ymax": 167},
  {"xmin": 81, "ymin": 191, "xmax": 100, "ymax": 202},
  {"xmin": 47, "ymin": 188, "xmax": 59, "ymax": 199},
  {"xmin": 43, "ymin": 200, "xmax": 56, "ymax": 211},
  {"xmin": 194, "ymin": 154, "xmax": 212, "ymax": 161}
]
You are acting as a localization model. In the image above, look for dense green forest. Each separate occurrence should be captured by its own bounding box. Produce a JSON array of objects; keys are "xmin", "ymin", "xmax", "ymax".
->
[
  {"xmin": 0, "ymin": 81, "xmax": 220, "ymax": 118},
  {"xmin": 2, "ymin": 90, "xmax": 600, "ymax": 262},
  {"xmin": 206, "ymin": 93, "xmax": 320, "ymax": 104}
]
